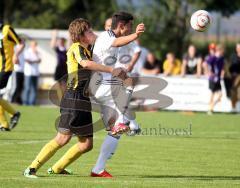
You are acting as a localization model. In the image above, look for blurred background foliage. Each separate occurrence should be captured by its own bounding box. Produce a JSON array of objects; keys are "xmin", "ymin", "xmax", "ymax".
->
[{"xmin": 1, "ymin": 0, "xmax": 240, "ymax": 59}]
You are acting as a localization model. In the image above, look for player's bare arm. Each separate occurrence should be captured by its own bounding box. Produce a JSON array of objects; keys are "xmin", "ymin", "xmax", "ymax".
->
[
  {"xmin": 111, "ymin": 23, "xmax": 145, "ymax": 47},
  {"xmin": 80, "ymin": 60, "xmax": 113, "ymax": 73}
]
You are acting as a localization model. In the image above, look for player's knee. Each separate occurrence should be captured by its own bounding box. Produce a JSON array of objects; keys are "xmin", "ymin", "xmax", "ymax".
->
[
  {"xmin": 80, "ymin": 142, "xmax": 93, "ymax": 153},
  {"xmin": 78, "ymin": 138, "xmax": 93, "ymax": 153},
  {"xmin": 86, "ymin": 142, "xmax": 93, "ymax": 152},
  {"xmin": 55, "ymin": 133, "xmax": 71, "ymax": 147}
]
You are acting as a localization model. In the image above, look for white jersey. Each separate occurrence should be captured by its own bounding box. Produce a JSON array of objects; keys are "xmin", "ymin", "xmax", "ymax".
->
[
  {"xmin": 116, "ymin": 41, "xmax": 141, "ymax": 69},
  {"xmin": 93, "ymin": 30, "xmax": 118, "ymax": 81},
  {"xmin": 92, "ymin": 31, "xmax": 140, "ymax": 131}
]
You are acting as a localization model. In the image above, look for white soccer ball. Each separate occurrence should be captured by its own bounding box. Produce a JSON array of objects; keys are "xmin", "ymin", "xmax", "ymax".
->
[{"xmin": 190, "ymin": 10, "xmax": 211, "ymax": 32}]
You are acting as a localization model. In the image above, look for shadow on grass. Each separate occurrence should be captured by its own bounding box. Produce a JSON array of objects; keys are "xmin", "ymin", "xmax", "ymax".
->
[
  {"xmin": 38, "ymin": 174, "xmax": 240, "ymax": 181},
  {"xmin": 130, "ymin": 175, "xmax": 240, "ymax": 180},
  {"xmin": 38, "ymin": 175, "xmax": 91, "ymax": 178}
]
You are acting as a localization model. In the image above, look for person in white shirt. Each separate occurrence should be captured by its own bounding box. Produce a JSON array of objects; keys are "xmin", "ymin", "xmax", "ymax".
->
[
  {"xmin": 22, "ymin": 40, "xmax": 41, "ymax": 105},
  {"xmin": 91, "ymin": 12, "xmax": 144, "ymax": 178},
  {"xmin": 11, "ymin": 40, "xmax": 25, "ymax": 104}
]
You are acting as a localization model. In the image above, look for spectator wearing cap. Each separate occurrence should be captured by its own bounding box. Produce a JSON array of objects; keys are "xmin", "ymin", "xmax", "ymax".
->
[
  {"xmin": 203, "ymin": 43, "xmax": 216, "ymax": 76},
  {"xmin": 163, "ymin": 52, "xmax": 181, "ymax": 76},
  {"xmin": 206, "ymin": 44, "xmax": 225, "ymax": 115}
]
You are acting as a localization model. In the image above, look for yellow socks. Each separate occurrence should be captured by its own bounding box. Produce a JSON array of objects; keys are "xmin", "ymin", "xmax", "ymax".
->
[
  {"xmin": 0, "ymin": 106, "xmax": 9, "ymax": 128},
  {"xmin": 30, "ymin": 139, "xmax": 61, "ymax": 170},
  {"xmin": 0, "ymin": 99, "xmax": 16, "ymax": 115},
  {"xmin": 52, "ymin": 143, "xmax": 82, "ymax": 173}
]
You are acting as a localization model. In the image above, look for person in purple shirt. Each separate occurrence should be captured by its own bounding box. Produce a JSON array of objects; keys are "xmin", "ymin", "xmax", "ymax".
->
[
  {"xmin": 207, "ymin": 44, "xmax": 225, "ymax": 114},
  {"xmin": 50, "ymin": 30, "xmax": 68, "ymax": 101},
  {"xmin": 203, "ymin": 43, "xmax": 216, "ymax": 76}
]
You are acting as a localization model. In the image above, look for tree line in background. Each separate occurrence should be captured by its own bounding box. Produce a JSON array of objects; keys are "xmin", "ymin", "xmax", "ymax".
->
[{"xmin": 1, "ymin": 0, "xmax": 240, "ymax": 59}]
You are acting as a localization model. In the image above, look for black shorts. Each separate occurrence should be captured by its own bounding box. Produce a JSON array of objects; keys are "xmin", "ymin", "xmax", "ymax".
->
[
  {"xmin": 0, "ymin": 71, "xmax": 12, "ymax": 89},
  {"xmin": 57, "ymin": 89, "xmax": 93, "ymax": 137},
  {"xmin": 209, "ymin": 80, "xmax": 221, "ymax": 92}
]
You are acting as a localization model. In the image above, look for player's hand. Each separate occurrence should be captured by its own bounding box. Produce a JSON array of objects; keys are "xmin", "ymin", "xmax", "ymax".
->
[
  {"xmin": 135, "ymin": 23, "xmax": 145, "ymax": 36},
  {"xmin": 112, "ymin": 67, "xmax": 128, "ymax": 80},
  {"xmin": 52, "ymin": 29, "xmax": 58, "ymax": 37}
]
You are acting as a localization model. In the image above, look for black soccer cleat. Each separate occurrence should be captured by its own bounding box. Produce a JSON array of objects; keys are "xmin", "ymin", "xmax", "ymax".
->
[
  {"xmin": 10, "ymin": 112, "xmax": 21, "ymax": 130},
  {"xmin": 0, "ymin": 126, "xmax": 10, "ymax": 131}
]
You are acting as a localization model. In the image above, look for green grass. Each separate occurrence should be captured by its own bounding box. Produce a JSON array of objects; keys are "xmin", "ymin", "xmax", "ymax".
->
[{"xmin": 0, "ymin": 106, "xmax": 240, "ymax": 188}]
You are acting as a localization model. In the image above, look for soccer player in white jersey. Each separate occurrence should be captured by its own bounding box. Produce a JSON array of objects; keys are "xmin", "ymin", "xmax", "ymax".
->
[{"xmin": 91, "ymin": 12, "xmax": 144, "ymax": 178}]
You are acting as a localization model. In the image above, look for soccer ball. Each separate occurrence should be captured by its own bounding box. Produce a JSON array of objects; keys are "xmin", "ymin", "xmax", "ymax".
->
[{"xmin": 190, "ymin": 10, "xmax": 211, "ymax": 32}]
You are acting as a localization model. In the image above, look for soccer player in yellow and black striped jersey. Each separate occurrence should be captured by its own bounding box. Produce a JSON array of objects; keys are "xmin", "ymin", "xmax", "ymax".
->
[
  {"xmin": 24, "ymin": 18, "xmax": 118, "ymax": 178},
  {"xmin": 0, "ymin": 22, "xmax": 24, "ymax": 131}
]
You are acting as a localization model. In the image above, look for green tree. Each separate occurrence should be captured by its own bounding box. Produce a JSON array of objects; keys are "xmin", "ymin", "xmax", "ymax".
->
[
  {"xmin": 121, "ymin": 0, "xmax": 191, "ymax": 59},
  {"xmin": 120, "ymin": 0, "xmax": 240, "ymax": 59},
  {"xmin": 2, "ymin": 0, "xmax": 118, "ymax": 29},
  {"xmin": 2, "ymin": 0, "xmax": 240, "ymax": 59}
]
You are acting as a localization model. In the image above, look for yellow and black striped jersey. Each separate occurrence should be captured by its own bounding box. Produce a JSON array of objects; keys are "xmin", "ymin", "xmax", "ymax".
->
[
  {"xmin": 0, "ymin": 24, "xmax": 21, "ymax": 72},
  {"xmin": 66, "ymin": 42, "xmax": 93, "ymax": 90}
]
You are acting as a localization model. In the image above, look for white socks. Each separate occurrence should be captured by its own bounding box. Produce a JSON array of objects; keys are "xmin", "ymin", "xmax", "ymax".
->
[{"xmin": 92, "ymin": 134, "xmax": 119, "ymax": 174}]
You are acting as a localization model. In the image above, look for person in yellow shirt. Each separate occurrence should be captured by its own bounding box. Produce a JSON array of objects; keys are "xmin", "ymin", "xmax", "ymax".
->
[
  {"xmin": 0, "ymin": 21, "xmax": 24, "ymax": 131},
  {"xmin": 163, "ymin": 52, "xmax": 181, "ymax": 76}
]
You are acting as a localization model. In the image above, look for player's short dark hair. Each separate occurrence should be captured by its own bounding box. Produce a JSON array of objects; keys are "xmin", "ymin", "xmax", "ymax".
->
[
  {"xmin": 68, "ymin": 18, "xmax": 91, "ymax": 43},
  {"xmin": 111, "ymin": 11, "xmax": 134, "ymax": 30}
]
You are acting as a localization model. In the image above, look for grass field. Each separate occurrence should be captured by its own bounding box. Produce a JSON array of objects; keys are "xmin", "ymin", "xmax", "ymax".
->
[{"xmin": 0, "ymin": 106, "xmax": 240, "ymax": 188}]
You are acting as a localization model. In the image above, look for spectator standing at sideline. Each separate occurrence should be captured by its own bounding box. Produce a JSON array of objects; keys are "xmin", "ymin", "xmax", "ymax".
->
[
  {"xmin": 207, "ymin": 44, "xmax": 225, "ymax": 115},
  {"xmin": 23, "ymin": 40, "xmax": 41, "ymax": 105},
  {"xmin": 11, "ymin": 39, "xmax": 25, "ymax": 104},
  {"xmin": 203, "ymin": 43, "xmax": 216, "ymax": 76},
  {"xmin": 50, "ymin": 30, "xmax": 68, "ymax": 101},
  {"xmin": 229, "ymin": 43, "xmax": 240, "ymax": 112}
]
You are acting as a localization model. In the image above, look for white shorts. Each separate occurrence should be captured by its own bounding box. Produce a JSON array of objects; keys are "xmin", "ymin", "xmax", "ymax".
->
[{"xmin": 91, "ymin": 83, "xmax": 139, "ymax": 131}]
